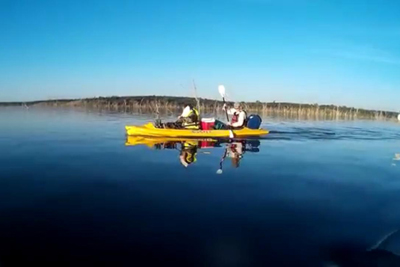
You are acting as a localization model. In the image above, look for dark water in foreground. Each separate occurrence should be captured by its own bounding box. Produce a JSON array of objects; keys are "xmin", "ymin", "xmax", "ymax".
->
[{"xmin": 1, "ymin": 107, "xmax": 400, "ymax": 266}]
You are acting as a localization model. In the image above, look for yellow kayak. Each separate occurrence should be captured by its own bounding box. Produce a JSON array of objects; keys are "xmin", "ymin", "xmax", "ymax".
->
[{"xmin": 125, "ymin": 123, "xmax": 269, "ymax": 138}]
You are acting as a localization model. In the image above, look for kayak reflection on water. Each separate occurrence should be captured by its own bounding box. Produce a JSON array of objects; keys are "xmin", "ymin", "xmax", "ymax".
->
[
  {"xmin": 125, "ymin": 136, "xmax": 260, "ymax": 170},
  {"xmin": 227, "ymin": 141, "xmax": 243, "ymax": 168},
  {"xmin": 216, "ymin": 140, "xmax": 260, "ymax": 173},
  {"xmin": 179, "ymin": 140, "xmax": 198, "ymax": 168}
]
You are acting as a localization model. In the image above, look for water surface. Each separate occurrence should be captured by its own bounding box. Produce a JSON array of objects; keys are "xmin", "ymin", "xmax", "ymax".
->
[{"xmin": 0, "ymin": 107, "xmax": 399, "ymax": 266}]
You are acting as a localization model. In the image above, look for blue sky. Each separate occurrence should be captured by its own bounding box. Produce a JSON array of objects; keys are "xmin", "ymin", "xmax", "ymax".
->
[{"xmin": 0, "ymin": 0, "xmax": 399, "ymax": 110}]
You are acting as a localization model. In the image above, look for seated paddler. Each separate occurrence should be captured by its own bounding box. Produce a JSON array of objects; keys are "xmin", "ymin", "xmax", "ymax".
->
[
  {"xmin": 163, "ymin": 104, "xmax": 200, "ymax": 129},
  {"xmin": 175, "ymin": 104, "xmax": 200, "ymax": 129},
  {"xmin": 220, "ymin": 102, "xmax": 247, "ymax": 129}
]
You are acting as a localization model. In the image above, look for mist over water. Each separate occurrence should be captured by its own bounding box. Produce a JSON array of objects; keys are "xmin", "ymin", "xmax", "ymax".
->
[{"xmin": 0, "ymin": 107, "xmax": 399, "ymax": 266}]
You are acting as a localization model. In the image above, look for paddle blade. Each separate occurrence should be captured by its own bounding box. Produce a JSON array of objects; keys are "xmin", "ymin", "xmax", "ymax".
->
[
  {"xmin": 218, "ymin": 85, "xmax": 226, "ymax": 98},
  {"xmin": 216, "ymin": 169, "xmax": 223, "ymax": 174}
]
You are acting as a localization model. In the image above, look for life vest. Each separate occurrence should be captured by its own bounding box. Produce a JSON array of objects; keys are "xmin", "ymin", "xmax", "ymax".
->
[
  {"xmin": 228, "ymin": 142, "xmax": 244, "ymax": 159},
  {"xmin": 231, "ymin": 110, "xmax": 247, "ymax": 127},
  {"xmin": 183, "ymin": 140, "xmax": 198, "ymax": 148},
  {"xmin": 182, "ymin": 107, "xmax": 200, "ymax": 129},
  {"xmin": 181, "ymin": 142, "xmax": 198, "ymax": 164},
  {"xmin": 184, "ymin": 151, "xmax": 197, "ymax": 164}
]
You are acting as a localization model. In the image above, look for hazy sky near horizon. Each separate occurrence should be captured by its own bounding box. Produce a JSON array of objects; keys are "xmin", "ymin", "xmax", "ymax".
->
[{"xmin": 0, "ymin": 0, "xmax": 399, "ymax": 110}]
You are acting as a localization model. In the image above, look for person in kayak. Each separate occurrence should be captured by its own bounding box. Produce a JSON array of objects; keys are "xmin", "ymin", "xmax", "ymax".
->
[
  {"xmin": 222, "ymin": 102, "xmax": 247, "ymax": 129},
  {"xmin": 178, "ymin": 104, "xmax": 200, "ymax": 129},
  {"xmin": 164, "ymin": 104, "xmax": 200, "ymax": 129}
]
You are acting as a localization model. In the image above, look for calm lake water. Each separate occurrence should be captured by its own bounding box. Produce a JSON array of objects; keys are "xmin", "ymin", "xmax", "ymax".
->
[{"xmin": 1, "ymin": 107, "xmax": 400, "ymax": 266}]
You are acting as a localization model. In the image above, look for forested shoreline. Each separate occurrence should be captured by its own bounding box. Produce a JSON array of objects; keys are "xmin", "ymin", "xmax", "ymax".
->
[{"xmin": 0, "ymin": 95, "xmax": 397, "ymax": 120}]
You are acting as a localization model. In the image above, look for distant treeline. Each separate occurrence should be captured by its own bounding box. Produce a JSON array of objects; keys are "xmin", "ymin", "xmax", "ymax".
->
[{"xmin": 0, "ymin": 95, "xmax": 398, "ymax": 120}]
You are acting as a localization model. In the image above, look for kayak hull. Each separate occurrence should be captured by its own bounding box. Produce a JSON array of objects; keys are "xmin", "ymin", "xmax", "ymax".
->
[{"xmin": 125, "ymin": 123, "xmax": 269, "ymax": 137}]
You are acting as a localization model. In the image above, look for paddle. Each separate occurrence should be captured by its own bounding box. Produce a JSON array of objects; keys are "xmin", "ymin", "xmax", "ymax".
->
[
  {"xmin": 216, "ymin": 148, "xmax": 228, "ymax": 174},
  {"xmin": 218, "ymin": 85, "xmax": 230, "ymax": 121},
  {"xmin": 218, "ymin": 85, "xmax": 234, "ymax": 139}
]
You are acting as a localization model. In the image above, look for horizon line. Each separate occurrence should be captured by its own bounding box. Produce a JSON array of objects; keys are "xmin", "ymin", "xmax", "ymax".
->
[{"xmin": 0, "ymin": 94, "xmax": 398, "ymax": 113}]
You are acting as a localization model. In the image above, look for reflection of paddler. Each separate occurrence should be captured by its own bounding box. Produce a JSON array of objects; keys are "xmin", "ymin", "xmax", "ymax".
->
[
  {"xmin": 179, "ymin": 140, "xmax": 198, "ymax": 168},
  {"xmin": 226, "ymin": 142, "xmax": 243, "ymax": 168}
]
